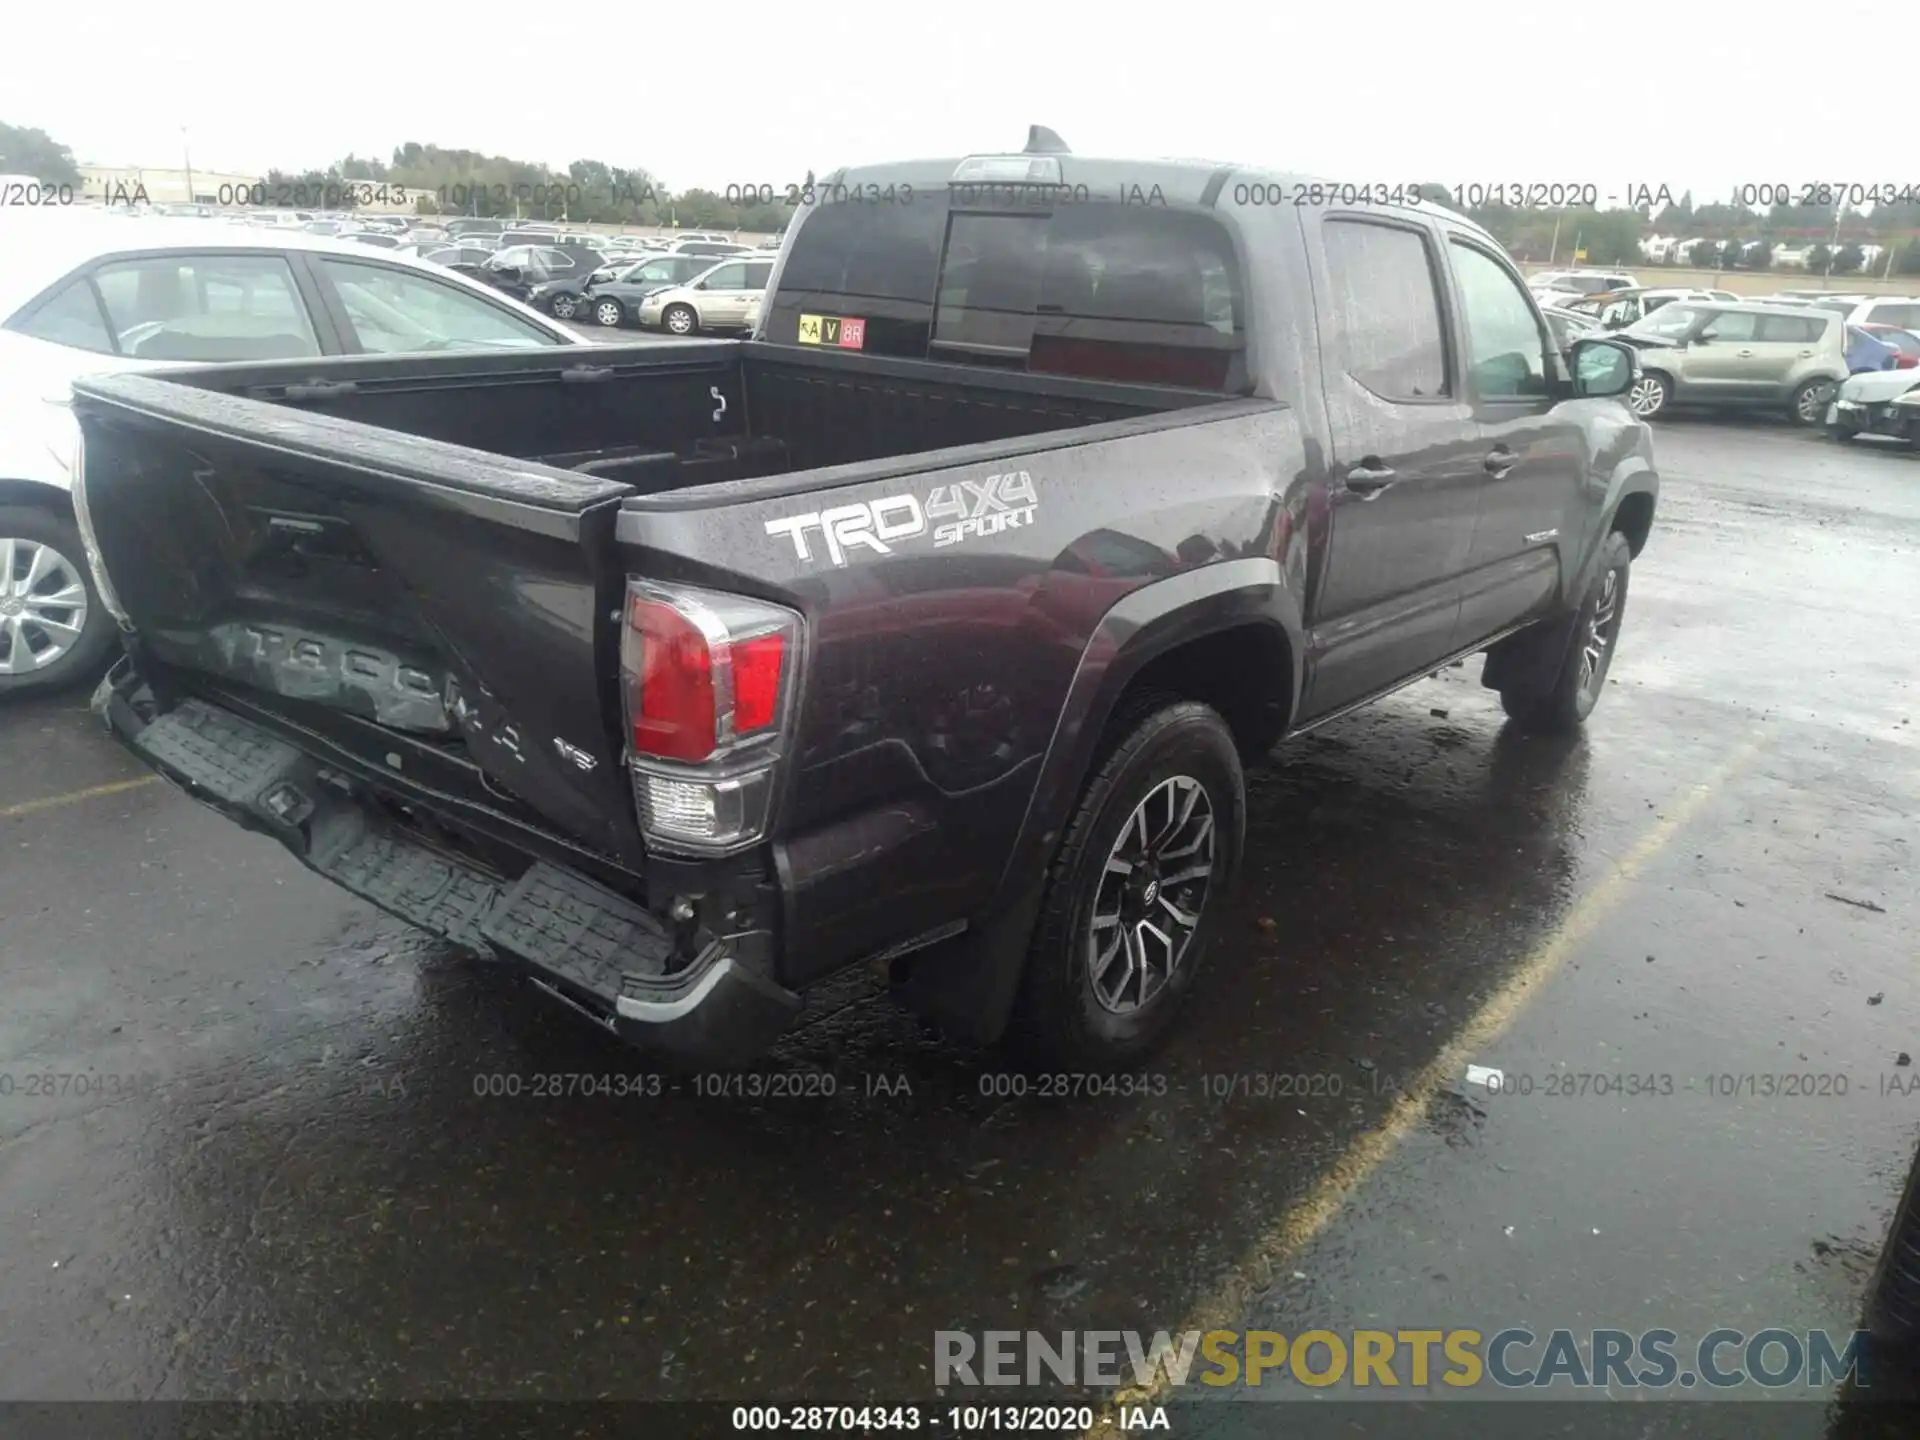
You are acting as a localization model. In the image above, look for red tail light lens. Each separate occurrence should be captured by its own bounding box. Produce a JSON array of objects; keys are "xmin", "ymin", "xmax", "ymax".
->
[
  {"xmin": 628, "ymin": 596, "xmax": 719, "ymax": 761},
  {"xmin": 621, "ymin": 582, "xmax": 800, "ymax": 765},
  {"xmin": 730, "ymin": 632, "xmax": 787, "ymax": 733}
]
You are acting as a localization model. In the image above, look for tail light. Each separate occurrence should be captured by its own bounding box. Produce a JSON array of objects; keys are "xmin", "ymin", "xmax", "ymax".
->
[{"xmin": 619, "ymin": 580, "xmax": 803, "ymax": 855}]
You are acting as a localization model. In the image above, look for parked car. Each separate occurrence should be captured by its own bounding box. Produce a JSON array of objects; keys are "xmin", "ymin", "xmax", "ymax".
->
[
  {"xmin": 1863, "ymin": 325, "xmax": 1920, "ymax": 369},
  {"xmin": 1613, "ymin": 300, "xmax": 1849, "ymax": 423},
  {"xmin": 418, "ymin": 245, "xmax": 499, "ymax": 279},
  {"xmin": 1844, "ymin": 324, "xmax": 1902, "ymax": 374},
  {"xmin": 1529, "ymin": 269, "xmax": 1640, "ymax": 306},
  {"xmin": 444, "ymin": 218, "xmax": 506, "ymax": 240},
  {"xmin": 548, "ymin": 252, "xmax": 724, "ymax": 327},
  {"xmin": 343, "ymin": 231, "xmax": 404, "ymax": 250},
  {"xmin": 1570, "ymin": 287, "xmax": 1728, "ymax": 331},
  {"xmin": 635, "ymin": 256, "xmax": 775, "ymax": 334},
  {"xmin": 476, "ymin": 243, "xmax": 605, "ymax": 303},
  {"xmin": 1827, "ymin": 368, "xmax": 1920, "ymax": 446},
  {"xmin": 0, "ymin": 212, "xmax": 582, "ymax": 693},
  {"xmin": 71, "ymin": 136, "xmax": 1654, "ymax": 1069},
  {"xmin": 672, "ymin": 231, "xmax": 733, "ymax": 244},
  {"xmin": 668, "ymin": 240, "xmax": 754, "ymax": 258},
  {"xmin": 1845, "ymin": 297, "xmax": 1920, "ymax": 333}
]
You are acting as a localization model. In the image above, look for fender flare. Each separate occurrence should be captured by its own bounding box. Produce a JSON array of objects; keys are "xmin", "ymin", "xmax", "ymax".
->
[{"xmin": 895, "ymin": 558, "xmax": 1303, "ymax": 1045}]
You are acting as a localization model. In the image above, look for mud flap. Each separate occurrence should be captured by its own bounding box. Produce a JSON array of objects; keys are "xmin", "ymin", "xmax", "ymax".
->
[{"xmin": 1481, "ymin": 608, "xmax": 1583, "ymax": 699}]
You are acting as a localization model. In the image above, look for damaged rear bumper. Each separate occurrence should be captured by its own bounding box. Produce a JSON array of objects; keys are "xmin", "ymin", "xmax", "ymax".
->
[{"xmin": 93, "ymin": 659, "xmax": 799, "ymax": 1066}]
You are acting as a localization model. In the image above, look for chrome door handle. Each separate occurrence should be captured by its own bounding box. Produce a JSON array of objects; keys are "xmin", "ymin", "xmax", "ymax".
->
[{"xmin": 1736, "ymin": 348, "xmax": 1755, "ymax": 357}]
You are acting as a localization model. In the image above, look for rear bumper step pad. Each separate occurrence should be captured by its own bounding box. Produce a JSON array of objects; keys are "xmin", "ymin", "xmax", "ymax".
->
[{"xmin": 96, "ymin": 666, "xmax": 797, "ymax": 1064}]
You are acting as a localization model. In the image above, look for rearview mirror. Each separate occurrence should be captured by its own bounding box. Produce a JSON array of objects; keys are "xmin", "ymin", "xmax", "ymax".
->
[{"xmin": 1569, "ymin": 338, "xmax": 1636, "ymax": 399}]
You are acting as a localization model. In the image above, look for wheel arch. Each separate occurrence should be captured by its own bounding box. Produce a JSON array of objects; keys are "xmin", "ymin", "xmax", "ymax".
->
[
  {"xmin": 892, "ymin": 557, "xmax": 1302, "ymax": 1046},
  {"xmin": 0, "ymin": 478, "xmax": 75, "ymax": 517}
]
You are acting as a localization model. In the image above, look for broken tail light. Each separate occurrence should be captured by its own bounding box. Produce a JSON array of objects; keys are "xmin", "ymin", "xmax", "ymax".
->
[{"xmin": 619, "ymin": 580, "xmax": 803, "ymax": 855}]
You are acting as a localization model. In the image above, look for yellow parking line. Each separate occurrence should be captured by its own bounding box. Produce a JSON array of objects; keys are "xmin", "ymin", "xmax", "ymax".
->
[
  {"xmin": 1093, "ymin": 725, "xmax": 1774, "ymax": 1423},
  {"xmin": 0, "ymin": 775, "xmax": 159, "ymax": 820}
]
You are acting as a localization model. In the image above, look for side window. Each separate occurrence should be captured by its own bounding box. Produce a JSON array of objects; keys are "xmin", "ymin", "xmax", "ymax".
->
[
  {"xmin": 1448, "ymin": 241, "xmax": 1550, "ymax": 398},
  {"xmin": 1321, "ymin": 219, "xmax": 1450, "ymax": 399},
  {"xmin": 9, "ymin": 279, "xmax": 115, "ymax": 353},
  {"xmin": 1756, "ymin": 314, "xmax": 1823, "ymax": 343},
  {"xmin": 1698, "ymin": 310, "xmax": 1758, "ymax": 343},
  {"xmin": 316, "ymin": 258, "xmax": 562, "ymax": 352},
  {"xmin": 745, "ymin": 261, "xmax": 774, "ymax": 289},
  {"xmin": 701, "ymin": 264, "xmax": 748, "ymax": 291},
  {"xmin": 92, "ymin": 254, "xmax": 320, "ymax": 361},
  {"xmin": 1868, "ymin": 302, "xmax": 1920, "ymax": 331}
]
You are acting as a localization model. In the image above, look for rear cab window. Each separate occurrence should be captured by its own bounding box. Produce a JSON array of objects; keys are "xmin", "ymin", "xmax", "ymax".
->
[{"xmin": 769, "ymin": 186, "xmax": 1247, "ymax": 391}]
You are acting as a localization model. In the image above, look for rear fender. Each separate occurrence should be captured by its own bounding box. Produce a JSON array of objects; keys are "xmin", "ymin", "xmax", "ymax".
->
[{"xmin": 897, "ymin": 557, "xmax": 1301, "ymax": 1043}]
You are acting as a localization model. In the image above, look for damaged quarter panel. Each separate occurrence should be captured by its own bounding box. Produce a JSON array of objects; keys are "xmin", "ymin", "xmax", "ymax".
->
[{"xmin": 616, "ymin": 404, "xmax": 1309, "ymax": 985}]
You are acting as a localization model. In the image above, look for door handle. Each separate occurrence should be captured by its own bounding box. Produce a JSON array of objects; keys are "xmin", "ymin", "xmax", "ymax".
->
[
  {"xmin": 1342, "ymin": 461, "xmax": 1397, "ymax": 497},
  {"xmin": 1736, "ymin": 348, "xmax": 1755, "ymax": 357},
  {"xmin": 1483, "ymin": 446, "xmax": 1518, "ymax": 478}
]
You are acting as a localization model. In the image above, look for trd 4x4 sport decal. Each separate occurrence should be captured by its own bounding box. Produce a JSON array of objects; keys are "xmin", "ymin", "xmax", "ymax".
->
[{"xmin": 763, "ymin": 470, "xmax": 1039, "ymax": 567}]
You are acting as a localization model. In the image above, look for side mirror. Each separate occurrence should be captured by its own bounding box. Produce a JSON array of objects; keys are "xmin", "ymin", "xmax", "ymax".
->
[
  {"xmin": 1569, "ymin": 338, "xmax": 1636, "ymax": 399},
  {"xmin": 694, "ymin": 280, "xmax": 709, "ymax": 290}
]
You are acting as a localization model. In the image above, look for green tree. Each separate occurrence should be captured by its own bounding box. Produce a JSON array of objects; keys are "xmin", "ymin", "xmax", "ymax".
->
[
  {"xmin": 0, "ymin": 122, "xmax": 82, "ymax": 185},
  {"xmin": 1807, "ymin": 243, "xmax": 1831, "ymax": 274},
  {"xmin": 1832, "ymin": 243, "xmax": 1865, "ymax": 275},
  {"xmin": 1897, "ymin": 240, "xmax": 1920, "ymax": 277},
  {"xmin": 1745, "ymin": 239, "xmax": 1774, "ymax": 270}
]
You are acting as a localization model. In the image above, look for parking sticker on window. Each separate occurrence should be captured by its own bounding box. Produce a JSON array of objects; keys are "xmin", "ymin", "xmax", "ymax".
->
[{"xmin": 797, "ymin": 313, "xmax": 866, "ymax": 349}]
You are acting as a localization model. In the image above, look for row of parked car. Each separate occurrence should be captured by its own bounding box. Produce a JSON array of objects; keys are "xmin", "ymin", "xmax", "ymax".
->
[
  {"xmin": 191, "ymin": 208, "xmax": 782, "ymax": 334},
  {"xmin": 1527, "ymin": 268, "xmax": 1920, "ymax": 445}
]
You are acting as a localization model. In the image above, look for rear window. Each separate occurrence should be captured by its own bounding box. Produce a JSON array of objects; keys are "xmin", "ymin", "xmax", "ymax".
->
[{"xmin": 772, "ymin": 196, "xmax": 1247, "ymax": 391}]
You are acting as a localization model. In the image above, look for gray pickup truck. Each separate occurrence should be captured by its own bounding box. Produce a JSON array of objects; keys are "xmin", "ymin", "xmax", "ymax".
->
[{"xmin": 69, "ymin": 131, "xmax": 1659, "ymax": 1069}]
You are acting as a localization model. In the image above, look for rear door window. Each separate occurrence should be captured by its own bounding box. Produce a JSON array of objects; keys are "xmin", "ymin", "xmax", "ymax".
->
[
  {"xmin": 1320, "ymin": 218, "xmax": 1449, "ymax": 399},
  {"xmin": 1756, "ymin": 313, "xmax": 1825, "ymax": 343},
  {"xmin": 92, "ymin": 253, "xmax": 321, "ymax": 361}
]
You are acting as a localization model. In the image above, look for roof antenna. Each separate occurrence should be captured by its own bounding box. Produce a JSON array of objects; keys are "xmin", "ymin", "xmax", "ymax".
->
[{"xmin": 1024, "ymin": 126, "xmax": 1071, "ymax": 155}]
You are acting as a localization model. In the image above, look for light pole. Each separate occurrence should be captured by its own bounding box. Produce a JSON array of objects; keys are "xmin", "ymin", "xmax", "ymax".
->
[{"xmin": 181, "ymin": 127, "xmax": 194, "ymax": 205}]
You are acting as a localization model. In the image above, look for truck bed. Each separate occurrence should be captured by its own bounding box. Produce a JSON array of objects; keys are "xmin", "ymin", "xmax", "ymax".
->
[
  {"xmin": 142, "ymin": 338, "xmax": 1210, "ymax": 494},
  {"xmin": 68, "ymin": 338, "xmax": 1246, "ymax": 883}
]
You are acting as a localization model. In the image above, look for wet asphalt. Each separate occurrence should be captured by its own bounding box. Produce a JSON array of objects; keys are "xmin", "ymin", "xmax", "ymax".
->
[{"xmin": 1, "ymin": 417, "xmax": 1917, "ymax": 1433}]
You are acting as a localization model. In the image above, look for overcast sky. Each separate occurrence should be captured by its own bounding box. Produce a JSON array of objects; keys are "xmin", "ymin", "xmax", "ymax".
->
[{"xmin": 9, "ymin": 2, "xmax": 1907, "ymax": 204}]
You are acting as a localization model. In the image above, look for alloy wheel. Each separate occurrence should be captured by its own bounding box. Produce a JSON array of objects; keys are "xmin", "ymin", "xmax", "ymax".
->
[
  {"xmin": 1578, "ymin": 566, "xmax": 1625, "ymax": 702},
  {"xmin": 1088, "ymin": 776, "xmax": 1216, "ymax": 1015},
  {"xmin": 551, "ymin": 295, "xmax": 578, "ymax": 319},
  {"xmin": 1627, "ymin": 376, "xmax": 1665, "ymax": 417},
  {"xmin": 0, "ymin": 536, "xmax": 90, "ymax": 676},
  {"xmin": 1797, "ymin": 381, "xmax": 1834, "ymax": 424}
]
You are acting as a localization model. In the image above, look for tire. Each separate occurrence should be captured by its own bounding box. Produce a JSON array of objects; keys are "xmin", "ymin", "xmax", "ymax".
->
[
  {"xmin": 1499, "ymin": 530, "xmax": 1632, "ymax": 733},
  {"xmin": 1626, "ymin": 370, "xmax": 1671, "ymax": 419},
  {"xmin": 663, "ymin": 304, "xmax": 697, "ymax": 336},
  {"xmin": 549, "ymin": 294, "xmax": 579, "ymax": 320},
  {"xmin": 1866, "ymin": 1146, "xmax": 1920, "ymax": 1350},
  {"xmin": 1011, "ymin": 696, "xmax": 1245, "ymax": 1070},
  {"xmin": 593, "ymin": 298, "xmax": 625, "ymax": 328},
  {"xmin": 0, "ymin": 504, "xmax": 118, "ymax": 697},
  {"xmin": 1791, "ymin": 377, "xmax": 1835, "ymax": 427}
]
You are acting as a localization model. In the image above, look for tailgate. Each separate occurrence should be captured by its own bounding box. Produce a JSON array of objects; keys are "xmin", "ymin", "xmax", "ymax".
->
[{"xmin": 70, "ymin": 370, "xmax": 644, "ymax": 863}]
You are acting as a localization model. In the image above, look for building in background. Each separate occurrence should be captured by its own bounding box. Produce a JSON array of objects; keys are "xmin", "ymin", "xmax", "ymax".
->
[{"xmin": 79, "ymin": 164, "xmax": 262, "ymax": 207}]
